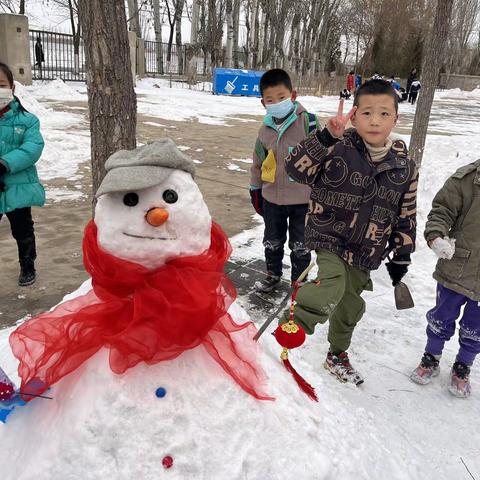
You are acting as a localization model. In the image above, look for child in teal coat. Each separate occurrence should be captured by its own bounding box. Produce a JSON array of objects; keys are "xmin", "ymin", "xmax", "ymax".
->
[{"xmin": 0, "ymin": 63, "xmax": 45, "ymax": 286}]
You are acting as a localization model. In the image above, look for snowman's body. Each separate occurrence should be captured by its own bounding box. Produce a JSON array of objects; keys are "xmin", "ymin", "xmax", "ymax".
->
[{"xmin": 0, "ymin": 300, "xmax": 334, "ymax": 480}]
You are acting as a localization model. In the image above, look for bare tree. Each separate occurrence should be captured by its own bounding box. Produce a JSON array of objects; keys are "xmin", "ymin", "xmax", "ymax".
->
[
  {"xmin": 190, "ymin": 0, "xmax": 201, "ymax": 44},
  {"xmin": 175, "ymin": 0, "xmax": 185, "ymax": 74},
  {"xmin": 152, "ymin": 0, "xmax": 164, "ymax": 74},
  {"xmin": 164, "ymin": 0, "xmax": 185, "ymax": 71},
  {"xmin": 445, "ymin": 0, "xmax": 479, "ymax": 73},
  {"xmin": 49, "ymin": 0, "xmax": 82, "ymax": 73},
  {"xmin": 127, "ymin": 0, "xmax": 142, "ymax": 37},
  {"xmin": 224, "ymin": 0, "xmax": 234, "ymax": 67},
  {"xmin": 409, "ymin": 0, "xmax": 455, "ymax": 167},
  {"xmin": 232, "ymin": 0, "xmax": 240, "ymax": 66},
  {"xmin": 0, "ymin": 1, "xmax": 17, "ymax": 13},
  {"xmin": 78, "ymin": 0, "xmax": 137, "ymax": 193}
]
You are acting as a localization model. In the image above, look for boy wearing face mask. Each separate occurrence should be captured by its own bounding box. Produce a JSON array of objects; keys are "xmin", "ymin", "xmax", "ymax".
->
[
  {"xmin": 250, "ymin": 69, "xmax": 337, "ymax": 292},
  {"xmin": 0, "ymin": 63, "xmax": 45, "ymax": 286}
]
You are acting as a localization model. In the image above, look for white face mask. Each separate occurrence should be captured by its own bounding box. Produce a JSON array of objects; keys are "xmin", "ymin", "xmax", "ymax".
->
[{"xmin": 0, "ymin": 88, "xmax": 13, "ymax": 109}]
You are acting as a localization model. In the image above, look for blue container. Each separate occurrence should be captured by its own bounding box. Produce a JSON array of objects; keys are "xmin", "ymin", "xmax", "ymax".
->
[{"xmin": 212, "ymin": 68, "xmax": 264, "ymax": 97}]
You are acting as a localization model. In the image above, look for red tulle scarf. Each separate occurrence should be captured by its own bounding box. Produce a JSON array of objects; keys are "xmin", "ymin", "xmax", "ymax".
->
[{"xmin": 10, "ymin": 220, "xmax": 273, "ymax": 401}]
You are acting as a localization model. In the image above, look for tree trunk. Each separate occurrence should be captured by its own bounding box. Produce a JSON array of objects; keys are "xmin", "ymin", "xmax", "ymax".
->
[
  {"xmin": 152, "ymin": 0, "xmax": 164, "ymax": 74},
  {"xmin": 126, "ymin": 0, "xmax": 141, "ymax": 38},
  {"xmin": 260, "ymin": 11, "xmax": 269, "ymax": 67},
  {"xmin": 190, "ymin": 0, "xmax": 200, "ymax": 44},
  {"xmin": 78, "ymin": 0, "xmax": 137, "ymax": 195},
  {"xmin": 175, "ymin": 0, "xmax": 185, "ymax": 74},
  {"xmin": 252, "ymin": 1, "xmax": 260, "ymax": 68},
  {"xmin": 165, "ymin": 0, "xmax": 175, "ymax": 67},
  {"xmin": 409, "ymin": 0, "xmax": 454, "ymax": 167},
  {"xmin": 19, "ymin": 0, "xmax": 25, "ymax": 14},
  {"xmin": 232, "ymin": 0, "xmax": 240, "ymax": 67},
  {"xmin": 224, "ymin": 0, "xmax": 233, "ymax": 67},
  {"xmin": 247, "ymin": 0, "xmax": 257, "ymax": 67}
]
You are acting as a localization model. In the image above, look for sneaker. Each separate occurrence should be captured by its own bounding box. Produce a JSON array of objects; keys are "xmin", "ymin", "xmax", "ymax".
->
[
  {"xmin": 254, "ymin": 274, "xmax": 281, "ymax": 293},
  {"xmin": 410, "ymin": 352, "xmax": 440, "ymax": 385},
  {"xmin": 448, "ymin": 362, "xmax": 471, "ymax": 398},
  {"xmin": 324, "ymin": 351, "xmax": 364, "ymax": 386},
  {"xmin": 19, "ymin": 261, "xmax": 36, "ymax": 287}
]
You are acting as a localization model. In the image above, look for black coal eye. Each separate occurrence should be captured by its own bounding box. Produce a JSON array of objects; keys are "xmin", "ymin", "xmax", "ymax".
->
[
  {"xmin": 123, "ymin": 192, "xmax": 139, "ymax": 207},
  {"xmin": 163, "ymin": 189, "xmax": 178, "ymax": 204}
]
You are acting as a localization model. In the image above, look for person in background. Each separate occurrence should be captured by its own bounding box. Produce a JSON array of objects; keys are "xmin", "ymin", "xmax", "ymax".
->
[
  {"xmin": 346, "ymin": 70, "xmax": 355, "ymax": 94},
  {"xmin": 355, "ymin": 73, "xmax": 362, "ymax": 90},
  {"xmin": 398, "ymin": 87, "xmax": 408, "ymax": 103},
  {"xmin": 34, "ymin": 36, "xmax": 45, "ymax": 79},
  {"xmin": 408, "ymin": 79, "xmax": 421, "ymax": 105},
  {"xmin": 0, "ymin": 62, "xmax": 45, "ymax": 286},
  {"xmin": 340, "ymin": 89, "xmax": 351, "ymax": 100},
  {"xmin": 406, "ymin": 68, "xmax": 417, "ymax": 94},
  {"xmin": 389, "ymin": 75, "xmax": 401, "ymax": 91}
]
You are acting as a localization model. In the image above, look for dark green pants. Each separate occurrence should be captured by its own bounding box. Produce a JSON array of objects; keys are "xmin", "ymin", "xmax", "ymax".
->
[{"xmin": 282, "ymin": 249, "xmax": 372, "ymax": 353}]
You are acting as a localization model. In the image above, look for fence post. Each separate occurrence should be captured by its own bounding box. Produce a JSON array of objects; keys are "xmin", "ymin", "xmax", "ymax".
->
[{"xmin": 0, "ymin": 14, "xmax": 32, "ymax": 85}]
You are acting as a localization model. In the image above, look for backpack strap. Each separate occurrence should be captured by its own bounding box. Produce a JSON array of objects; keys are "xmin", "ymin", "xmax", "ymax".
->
[
  {"xmin": 303, "ymin": 112, "xmax": 319, "ymax": 135},
  {"xmin": 255, "ymin": 138, "xmax": 268, "ymax": 163}
]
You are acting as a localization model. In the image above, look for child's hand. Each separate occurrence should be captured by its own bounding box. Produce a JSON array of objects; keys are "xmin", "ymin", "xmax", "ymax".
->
[
  {"xmin": 431, "ymin": 237, "xmax": 455, "ymax": 260},
  {"xmin": 326, "ymin": 99, "xmax": 356, "ymax": 138}
]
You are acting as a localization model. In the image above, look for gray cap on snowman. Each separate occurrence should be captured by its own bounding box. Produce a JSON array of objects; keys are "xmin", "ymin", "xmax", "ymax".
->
[{"xmin": 95, "ymin": 138, "xmax": 196, "ymax": 198}]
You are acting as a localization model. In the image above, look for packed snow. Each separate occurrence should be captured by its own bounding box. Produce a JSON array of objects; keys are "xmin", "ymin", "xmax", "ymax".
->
[{"xmin": 1, "ymin": 78, "xmax": 480, "ymax": 479}]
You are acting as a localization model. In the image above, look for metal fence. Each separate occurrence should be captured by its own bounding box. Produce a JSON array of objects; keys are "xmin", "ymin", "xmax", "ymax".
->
[
  {"xmin": 145, "ymin": 41, "xmax": 187, "ymax": 75},
  {"xmin": 30, "ymin": 29, "xmax": 85, "ymax": 81}
]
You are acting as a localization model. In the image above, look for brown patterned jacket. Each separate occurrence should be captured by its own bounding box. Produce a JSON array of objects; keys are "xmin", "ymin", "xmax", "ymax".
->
[{"xmin": 285, "ymin": 128, "xmax": 418, "ymax": 271}]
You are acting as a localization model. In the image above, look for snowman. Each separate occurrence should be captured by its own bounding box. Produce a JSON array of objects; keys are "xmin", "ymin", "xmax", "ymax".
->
[{"xmin": 0, "ymin": 139, "xmax": 334, "ymax": 480}]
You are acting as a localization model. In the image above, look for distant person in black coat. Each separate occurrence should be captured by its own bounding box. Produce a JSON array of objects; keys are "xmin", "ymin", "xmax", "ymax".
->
[
  {"xmin": 35, "ymin": 37, "xmax": 45, "ymax": 78},
  {"xmin": 339, "ymin": 89, "xmax": 351, "ymax": 100},
  {"xmin": 406, "ymin": 68, "xmax": 417, "ymax": 94},
  {"xmin": 408, "ymin": 80, "xmax": 421, "ymax": 104}
]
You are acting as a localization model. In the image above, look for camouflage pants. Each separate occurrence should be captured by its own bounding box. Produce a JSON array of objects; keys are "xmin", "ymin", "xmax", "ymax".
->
[{"xmin": 282, "ymin": 249, "xmax": 372, "ymax": 353}]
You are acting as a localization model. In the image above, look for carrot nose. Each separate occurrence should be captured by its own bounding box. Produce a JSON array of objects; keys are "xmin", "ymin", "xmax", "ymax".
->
[{"xmin": 145, "ymin": 207, "xmax": 169, "ymax": 227}]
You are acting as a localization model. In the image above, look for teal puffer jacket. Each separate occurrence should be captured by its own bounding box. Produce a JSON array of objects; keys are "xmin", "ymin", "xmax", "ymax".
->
[{"xmin": 0, "ymin": 99, "xmax": 45, "ymax": 213}]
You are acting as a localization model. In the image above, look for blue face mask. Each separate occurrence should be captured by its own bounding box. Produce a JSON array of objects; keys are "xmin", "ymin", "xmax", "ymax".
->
[{"xmin": 265, "ymin": 98, "xmax": 294, "ymax": 119}]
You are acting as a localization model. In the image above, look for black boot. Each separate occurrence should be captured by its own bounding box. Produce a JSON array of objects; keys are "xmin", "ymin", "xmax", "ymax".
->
[
  {"xmin": 17, "ymin": 236, "xmax": 37, "ymax": 287},
  {"xmin": 19, "ymin": 259, "xmax": 36, "ymax": 287}
]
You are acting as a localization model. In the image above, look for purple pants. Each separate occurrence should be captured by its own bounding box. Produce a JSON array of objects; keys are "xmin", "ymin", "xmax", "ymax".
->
[{"xmin": 426, "ymin": 283, "xmax": 480, "ymax": 366}]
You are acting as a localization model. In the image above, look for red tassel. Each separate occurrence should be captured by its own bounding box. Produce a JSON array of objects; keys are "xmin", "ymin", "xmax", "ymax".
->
[{"xmin": 281, "ymin": 349, "xmax": 318, "ymax": 402}]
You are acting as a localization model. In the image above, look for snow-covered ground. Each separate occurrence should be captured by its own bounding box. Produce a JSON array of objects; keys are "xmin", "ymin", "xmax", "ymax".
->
[{"xmin": 2, "ymin": 79, "xmax": 480, "ymax": 479}]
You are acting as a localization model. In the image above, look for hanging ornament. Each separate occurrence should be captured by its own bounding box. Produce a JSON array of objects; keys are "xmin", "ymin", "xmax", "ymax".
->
[{"xmin": 273, "ymin": 278, "xmax": 318, "ymax": 402}]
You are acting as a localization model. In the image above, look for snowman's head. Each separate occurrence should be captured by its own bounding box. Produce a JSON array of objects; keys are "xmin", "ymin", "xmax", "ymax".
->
[{"xmin": 94, "ymin": 140, "xmax": 211, "ymax": 270}]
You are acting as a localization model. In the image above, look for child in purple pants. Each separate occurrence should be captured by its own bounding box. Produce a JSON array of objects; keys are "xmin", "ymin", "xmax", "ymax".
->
[{"xmin": 411, "ymin": 160, "xmax": 480, "ymax": 398}]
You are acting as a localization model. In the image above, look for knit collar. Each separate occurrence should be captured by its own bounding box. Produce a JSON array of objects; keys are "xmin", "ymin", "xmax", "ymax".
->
[{"xmin": 364, "ymin": 137, "xmax": 393, "ymax": 162}]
